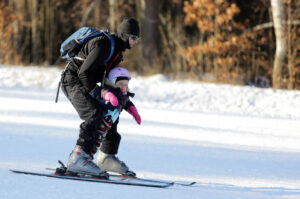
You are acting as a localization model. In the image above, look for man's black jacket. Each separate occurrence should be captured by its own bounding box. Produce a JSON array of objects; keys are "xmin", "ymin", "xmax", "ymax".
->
[{"xmin": 67, "ymin": 34, "xmax": 127, "ymax": 92}]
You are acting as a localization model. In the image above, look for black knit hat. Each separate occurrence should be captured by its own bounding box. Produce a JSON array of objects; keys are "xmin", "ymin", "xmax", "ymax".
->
[{"xmin": 117, "ymin": 18, "xmax": 140, "ymax": 44}]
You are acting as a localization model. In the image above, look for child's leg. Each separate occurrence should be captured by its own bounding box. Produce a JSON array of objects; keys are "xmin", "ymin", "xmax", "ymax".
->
[
  {"xmin": 96, "ymin": 119, "xmax": 136, "ymax": 176},
  {"xmin": 100, "ymin": 120, "xmax": 121, "ymax": 155}
]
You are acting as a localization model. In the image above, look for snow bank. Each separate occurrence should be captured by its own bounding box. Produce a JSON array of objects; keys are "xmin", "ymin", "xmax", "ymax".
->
[{"xmin": 1, "ymin": 65, "xmax": 300, "ymax": 119}]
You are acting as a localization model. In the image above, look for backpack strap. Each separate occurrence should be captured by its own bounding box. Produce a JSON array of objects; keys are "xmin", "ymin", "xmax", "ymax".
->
[
  {"xmin": 102, "ymin": 31, "xmax": 115, "ymax": 65},
  {"xmin": 106, "ymin": 52, "xmax": 121, "ymax": 71},
  {"xmin": 100, "ymin": 32, "xmax": 116, "ymax": 89}
]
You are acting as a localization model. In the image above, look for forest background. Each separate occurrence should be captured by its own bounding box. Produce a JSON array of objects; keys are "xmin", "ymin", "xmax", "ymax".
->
[{"xmin": 0, "ymin": 0, "xmax": 300, "ymax": 89}]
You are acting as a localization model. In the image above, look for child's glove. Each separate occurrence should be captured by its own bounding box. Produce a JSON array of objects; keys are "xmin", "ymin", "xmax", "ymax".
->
[
  {"xmin": 101, "ymin": 89, "xmax": 119, "ymax": 106},
  {"xmin": 126, "ymin": 106, "xmax": 141, "ymax": 125}
]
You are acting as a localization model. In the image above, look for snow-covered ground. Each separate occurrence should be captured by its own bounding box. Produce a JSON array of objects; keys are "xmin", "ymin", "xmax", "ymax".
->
[{"xmin": 0, "ymin": 65, "xmax": 300, "ymax": 199}]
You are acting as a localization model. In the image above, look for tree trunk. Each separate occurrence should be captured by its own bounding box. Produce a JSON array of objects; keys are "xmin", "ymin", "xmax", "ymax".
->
[
  {"xmin": 109, "ymin": 0, "xmax": 117, "ymax": 32},
  {"xmin": 271, "ymin": 0, "xmax": 287, "ymax": 89},
  {"xmin": 31, "ymin": 0, "xmax": 39, "ymax": 63},
  {"xmin": 287, "ymin": 0, "xmax": 293, "ymax": 89},
  {"xmin": 81, "ymin": 0, "xmax": 100, "ymax": 27},
  {"xmin": 142, "ymin": 0, "xmax": 160, "ymax": 67},
  {"xmin": 94, "ymin": 0, "xmax": 101, "ymax": 27},
  {"xmin": 135, "ymin": 0, "xmax": 143, "ymax": 30}
]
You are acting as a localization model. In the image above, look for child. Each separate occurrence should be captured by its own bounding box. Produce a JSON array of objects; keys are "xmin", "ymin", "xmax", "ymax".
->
[{"xmin": 89, "ymin": 67, "xmax": 141, "ymax": 177}]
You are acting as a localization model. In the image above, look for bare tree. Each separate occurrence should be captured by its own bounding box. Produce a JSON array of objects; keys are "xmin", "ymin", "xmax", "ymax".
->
[
  {"xmin": 142, "ymin": 0, "xmax": 160, "ymax": 67},
  {"xmin": 81, "ymin": 0, "xmax": 100, "ymax": 27},
  {"xmin": 271, "ymin": 0, "xmax": 287, "ymax": 88},
  {"xmin": 31, "ymin": 0, "xmax": 39, "ymax": 63},
  {"xmin": 108, "ymin": 0, "xmax": 117, "ymax": 32}
]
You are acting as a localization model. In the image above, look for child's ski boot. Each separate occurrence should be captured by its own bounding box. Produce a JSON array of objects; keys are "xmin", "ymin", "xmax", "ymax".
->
[{"xmin": 96, "ymin": 150, "xmax": 136, "ymax": 177}]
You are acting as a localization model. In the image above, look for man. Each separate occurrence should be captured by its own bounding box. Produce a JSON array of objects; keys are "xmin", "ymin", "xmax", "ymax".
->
[{"xmin": 61, "ymin": 18, "xmax": 140, "ymax": 178}]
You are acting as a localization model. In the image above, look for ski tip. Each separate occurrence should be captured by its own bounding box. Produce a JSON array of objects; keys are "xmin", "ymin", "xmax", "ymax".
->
[
  {"xmin": 180, "ymin": 181, "xmax": 197, "ymax": 186},
  {"xmin": 10, "ymin": 169, "xmax": 30, "ymax": 174},
  {"xmin": 160, "ymin": 182, "xmax": 174, "ymax": 188},
  {"xmin": 10, "ymin": 169, "xmax": 19, "ymax": 173}
]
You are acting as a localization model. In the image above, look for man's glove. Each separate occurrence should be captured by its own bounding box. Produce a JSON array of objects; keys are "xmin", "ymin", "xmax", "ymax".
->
[{"xmin": 126, "ymin": 105, "xmax": 141, "ymax": 125}]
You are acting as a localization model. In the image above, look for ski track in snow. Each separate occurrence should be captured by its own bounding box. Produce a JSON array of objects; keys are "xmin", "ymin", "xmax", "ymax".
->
[{"xmin": 0, "ymin": 66, "xmax": 300, "ymax": 199}]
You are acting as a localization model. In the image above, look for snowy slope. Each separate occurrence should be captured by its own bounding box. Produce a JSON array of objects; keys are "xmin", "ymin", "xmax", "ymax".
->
[{"xmin": 0, "ymin": 65, "xmax": 300, "ymax": 199}]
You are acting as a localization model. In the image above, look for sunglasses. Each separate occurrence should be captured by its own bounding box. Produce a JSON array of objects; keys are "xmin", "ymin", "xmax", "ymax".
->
[{"xmin": 129, "ymin": 35, "xmax": 139, "ymax": 41}]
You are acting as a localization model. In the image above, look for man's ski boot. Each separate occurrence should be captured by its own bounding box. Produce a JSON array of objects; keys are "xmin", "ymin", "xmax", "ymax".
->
[
  {"xmin": 67, "ymin": 145, "xmax": 109, "ymax": 179},
  {"xmin": 96, "ymin": 150, "xmax": 136, "ymax": 177}
]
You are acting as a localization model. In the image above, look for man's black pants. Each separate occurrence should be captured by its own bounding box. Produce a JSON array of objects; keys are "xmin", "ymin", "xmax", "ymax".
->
[{"xmin": 61, "ymin": 70, "xmax": 121, "ymax": 155}]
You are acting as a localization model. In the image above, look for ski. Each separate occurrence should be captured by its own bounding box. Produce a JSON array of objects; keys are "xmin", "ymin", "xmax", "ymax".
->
[
  {"xmin": 10, "ymin": 169, "xmax": 173, "ymax": 188},
  {"xmin": 45, "ymin": 167, "xmax": 196, "ymax": 187},
  {"xmin": 110, "ymin": 174, "xmax": 196, "ymax": 186}
]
